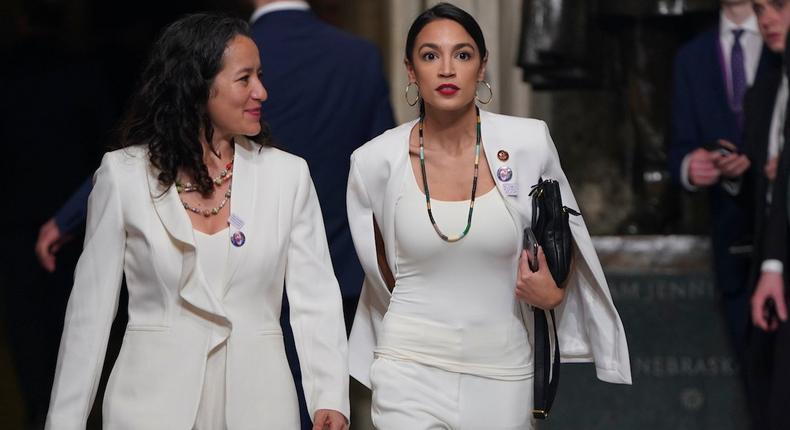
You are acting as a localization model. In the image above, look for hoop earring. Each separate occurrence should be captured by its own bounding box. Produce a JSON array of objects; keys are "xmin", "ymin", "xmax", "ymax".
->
[
  {"xmin": 476, "ymin": 80, "xmax": 493, "ymax": 104},
  {"xmin": 405, "ymin": 82, "xmax": 420, "ymax": 107}
]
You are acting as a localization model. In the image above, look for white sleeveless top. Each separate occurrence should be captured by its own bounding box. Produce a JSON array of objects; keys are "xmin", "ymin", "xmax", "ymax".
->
[
  {"xmin": 375, "ymin": 169, "xmax": 533, "ymax": 380},
  {"xmin": 193, "ymin": 228, "xmax": 229, "ymax": 430},
  {"xmin": 194, "ymin": 228, "xmax": 230, "ymax": 292}
]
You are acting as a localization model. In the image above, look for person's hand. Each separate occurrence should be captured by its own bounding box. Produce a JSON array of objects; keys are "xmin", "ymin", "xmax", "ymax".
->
[
  {"xmin": 312, "ymin": 409, "xmax": 347, "ymax": 430},
  {"xmin": 714, "ymin": 140, "xmax": 750, "ymax": 178},
  {"xmin": 516, "ymin": 246, "xmax": 565, "ymax": 310},
  {"xmin": 35, "ymin": 218, "xmax": 72, "ymax": 273},
  {"xmin": 765, "ymin": 156, "xmax": 779, "ymax": 181},
  {"xmin": 751, "ymin": 271, "xmax": 788, "ymax": 331},
  {"xmin": 687, "ymin": 148, "xmax": 721, "ymax": 187}
]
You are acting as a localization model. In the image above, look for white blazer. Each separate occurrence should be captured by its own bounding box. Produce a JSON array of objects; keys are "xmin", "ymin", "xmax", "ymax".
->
[
  {"xmin": 346, "ymin": 110, "xmax": 632, "ymax": 388},
  {"xmin": 46, "ymin": 138, "xmax": 349, "ymax": 429}
]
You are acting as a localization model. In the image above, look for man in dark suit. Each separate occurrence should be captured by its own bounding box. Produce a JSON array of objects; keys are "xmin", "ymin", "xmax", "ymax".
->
[
  {"xmin": 35, "ymin": 179, "xmax": 91, "ymax": 272},
  {"xmin": 250, "ymin": 0, "xmax": 394, "ymax": 327},
  {"xmin": 669, "ymin": 0, "xmax": 772, "ymax": 358},
  {"xmin": 250, "ymin": 2, "xmax": 394, "ymax": 428},
  {"xmin": 731, "ymin": 1, "xmax": 788, "ymax": 426},
  {"xmin": 739, "ymin": 49, "xmax": 783, "ymax": 285},
  {"xmin": 750, "ymin": 2, "xmax": 790, "ymax": 428}
]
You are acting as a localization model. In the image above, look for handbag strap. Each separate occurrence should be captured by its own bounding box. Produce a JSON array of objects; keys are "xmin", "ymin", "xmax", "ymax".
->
[
  {"xmin": 532, "ymin": 308, "xmax": 560, "ymax": 420},
  {"xmin": 529, "ymin": 177, "xmax": 564, "ymax": 419}
]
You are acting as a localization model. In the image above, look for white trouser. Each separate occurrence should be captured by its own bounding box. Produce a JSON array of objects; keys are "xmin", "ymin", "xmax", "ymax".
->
[{"xmin": 370, "ymin": 357, "xmax": 534, "ymax": 430}]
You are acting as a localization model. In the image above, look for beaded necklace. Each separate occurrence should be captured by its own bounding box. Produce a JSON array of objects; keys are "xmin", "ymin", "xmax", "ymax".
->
[
  {"xmin": 176, "ymin": 160, "xmax": 233, "ymax": 217},
  {"xmin": 176, "ymin": 161, "xmax": 234, "ymax": 193},
  {"xmin": 418, "ymin": 106, "xmax": 481, "ymax": 242}
]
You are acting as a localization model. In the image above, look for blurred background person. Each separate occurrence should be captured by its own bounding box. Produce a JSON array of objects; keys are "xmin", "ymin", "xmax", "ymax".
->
[
  {"xmin": 35, "ymin": 179, "xmax": 91, "ymax": 274},
  {"xmin": 250, "ymin": 1, "xmax": 394, "ymax": 428},
  {"xmin": 669, "ymin": 0, "xmax": 770, "ymax": 361},
  {"xmin": 751, "ymin": 2, "xmax": 790, "ymax": 428},
  {"xmin": 731, "ymin": 0, "xmax": 789, "ymax": 426}
]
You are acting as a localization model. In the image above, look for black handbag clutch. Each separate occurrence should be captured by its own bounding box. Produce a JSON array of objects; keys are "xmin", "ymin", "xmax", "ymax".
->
[
  {"xmin": 527, "ymin": 177, "xmax": 579, "ymax": 420},
  {"xmin": 530, "ymin": 178, "xmax": 579, "ymax": 286}
]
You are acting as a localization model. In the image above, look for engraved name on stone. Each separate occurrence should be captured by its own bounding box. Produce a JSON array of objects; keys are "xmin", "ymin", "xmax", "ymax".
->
[
  {"xmin": 633, "ymin": 355, "xmax": 739, "ymax": 377},
  {"xmin": 608, "ymin": 277, "xmax": 715, "ymax": 302}
]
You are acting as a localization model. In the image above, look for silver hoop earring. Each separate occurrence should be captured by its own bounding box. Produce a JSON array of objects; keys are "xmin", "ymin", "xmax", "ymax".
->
[
  {"xmin": 405, "ymin": 82, "xmax": 420, "ymax": 107},
  {"xmin": 476, "ymin": 80, "xmax": 493, "ymax": 104}
]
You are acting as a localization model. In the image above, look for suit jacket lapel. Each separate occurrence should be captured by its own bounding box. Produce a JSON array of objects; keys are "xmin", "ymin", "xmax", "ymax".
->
[
  {"xmin": 480, "ymin": 110, "xmax": 527, "ymax": 232},
  {"xmin": 146, "ymin": 151, "xmax": 230, "ymax": 349},
  {"xmin": 755, "ymin": 44, "xmax": 779, "ymax": 84},
  {"xmin": 146, "ymin": 164, "xmax": 195, "ymax": 248},
  {"xmin": 380, "ymin": 123, "xmax": 412, "ymax": 297},
  {"xmin": 223, "ymin": 137, "xmax": 258, "ymax": 292},
  {"xmin": 754, "ymin": 68, "xmax": 782, "ymax": 167}
]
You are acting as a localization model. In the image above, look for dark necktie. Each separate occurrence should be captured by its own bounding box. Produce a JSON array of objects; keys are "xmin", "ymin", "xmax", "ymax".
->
[{"xmin": 731, "ymin": 29, "xmax": 746, "ymax": 112}]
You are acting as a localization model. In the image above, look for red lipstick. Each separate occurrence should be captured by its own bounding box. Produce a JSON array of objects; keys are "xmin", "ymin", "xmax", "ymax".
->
[{"xmin": 436, "ymin": 83, "xmax": 460, "ymax": 95}]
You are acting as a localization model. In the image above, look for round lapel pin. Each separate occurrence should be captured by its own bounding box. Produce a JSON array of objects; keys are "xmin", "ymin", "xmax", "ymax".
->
[
  {"xmin": 230, "ymin": 231, "xmax": 246, "ymax": 247},
  {"xmin": 496, "ymin": 166, "xmax": 513, "ymax": 182}
]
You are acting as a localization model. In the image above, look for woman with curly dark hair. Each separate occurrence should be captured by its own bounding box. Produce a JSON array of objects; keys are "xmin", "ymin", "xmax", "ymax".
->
[{"xmin": 45, "ymin": 13, "xmax": 349, "ymax": 430}]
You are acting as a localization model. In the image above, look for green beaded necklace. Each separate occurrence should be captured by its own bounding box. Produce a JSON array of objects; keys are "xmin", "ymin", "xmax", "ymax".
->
[{"xmin": 418, "ymin": 106, "xmax": 481, "ymax": 243}]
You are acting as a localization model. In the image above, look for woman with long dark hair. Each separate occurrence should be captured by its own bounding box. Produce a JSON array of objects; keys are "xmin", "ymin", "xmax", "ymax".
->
[
  {"xmin": 46, "ymin": 13, "xmax": 348, "ymax": 429},
  {"xmin": 347, "ymin": 3, "xmax": 631, "ymax": 428}
]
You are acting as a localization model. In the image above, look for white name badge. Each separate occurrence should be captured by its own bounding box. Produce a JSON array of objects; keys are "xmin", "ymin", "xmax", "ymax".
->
[
  {"xmin": 229, "ymin": 213, "xmax": 245, "ymax": 230},
  {"xmin": 503, "ymin": 183, "xmax": 519, "ymax": 197}
]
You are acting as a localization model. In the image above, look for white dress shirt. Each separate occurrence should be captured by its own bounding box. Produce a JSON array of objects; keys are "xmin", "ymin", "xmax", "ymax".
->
[
  {"xmin": 767, "ymin": 75, "xmax": 788, "ymax": 172},
  {"xmin": 719, "ymin": 12, "xmax": 763, "ymax": 104},
  {"xmin": 680, "ymin": 11, "xmax": 763, "ymax": 190},
  {"xmin": 250, "ymin": 0, "xmax": 310, "ymax": 23}
]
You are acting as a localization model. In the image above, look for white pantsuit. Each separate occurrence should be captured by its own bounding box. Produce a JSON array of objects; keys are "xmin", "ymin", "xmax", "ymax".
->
[
  {"xmin": 346, "ymin": 110, "xmax": 632, "ymax": 426},
  {"xmin": 45, "ymin": 139, "xmax": 349, "ymax": 429},
  {"xmin": 370, "ymin": 357, "xmax": 533, "ymax": 430}
]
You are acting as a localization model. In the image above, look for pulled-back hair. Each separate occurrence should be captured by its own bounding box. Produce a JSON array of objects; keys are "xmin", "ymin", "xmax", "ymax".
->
[
  {"xmin": 405, "ymin": 3, "xmax": 488, "ymax": 117},
  {"xmin": 118, "ymin": 13, "xmax": 270, "ymax": 196},
  {"xmin": 405, "ymin": 2, "xmax": 487, "ymax": 63}
]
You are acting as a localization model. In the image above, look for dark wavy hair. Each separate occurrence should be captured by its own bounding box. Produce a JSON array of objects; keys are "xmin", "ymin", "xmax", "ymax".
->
[{"xmin": 117, "ymin": 13, "xmax": 270, "ymax": 196}]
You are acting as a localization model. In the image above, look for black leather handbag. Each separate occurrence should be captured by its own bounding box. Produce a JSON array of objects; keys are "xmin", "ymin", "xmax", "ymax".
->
[{"xmin": 528, "ymin": 178, "xmax": 579, "ymax": 419}]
